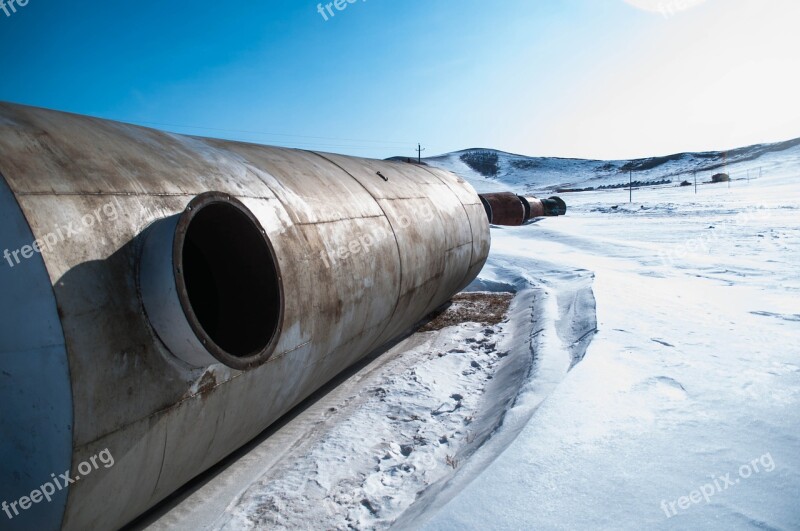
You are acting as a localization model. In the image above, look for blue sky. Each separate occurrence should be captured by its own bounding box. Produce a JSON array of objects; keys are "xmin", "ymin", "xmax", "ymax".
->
[{"xmin": 1, "ymin": 0, "xmax": 798, "ymax": 159}]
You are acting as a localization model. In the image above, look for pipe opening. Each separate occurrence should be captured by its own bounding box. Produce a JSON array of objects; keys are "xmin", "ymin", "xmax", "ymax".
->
[
  {"xmin": 542, "ymin": 196, "xmax": 568, "ymax": 216},
  {"xmin": 176, "ymin": 197, "xmax": 282, "ymax": 365}
]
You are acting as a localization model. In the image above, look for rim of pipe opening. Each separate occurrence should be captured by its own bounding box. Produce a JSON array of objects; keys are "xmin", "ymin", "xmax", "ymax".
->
[{"xmin": 173, "ymin": 192, "xmax": 284, "ymax": 370}]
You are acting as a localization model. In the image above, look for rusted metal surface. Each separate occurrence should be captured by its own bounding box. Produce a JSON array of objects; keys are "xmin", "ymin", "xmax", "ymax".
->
[
  {"xmin": 479, "ymin": 192, "xmax": 526, "ymax": 226},
  {"xmin": 0, "ymin": 102, "xmax": 490, "ymax": 530},
  {"xmin": 519, "ymin": 195, "xmax": 545, "ymax": 219}
]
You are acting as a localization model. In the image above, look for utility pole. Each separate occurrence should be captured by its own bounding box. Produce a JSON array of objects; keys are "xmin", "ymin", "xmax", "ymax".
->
[
  {"xmin": 694, "ymin": 171, "xmax": 697, "ymax": 195},
  {"xmin": 629, "ymin": 170, "xmax": 632, "ymax": 203},
  {"xmin": 416, "ymin": 143, "xmax": 425, "ymax": 164}
]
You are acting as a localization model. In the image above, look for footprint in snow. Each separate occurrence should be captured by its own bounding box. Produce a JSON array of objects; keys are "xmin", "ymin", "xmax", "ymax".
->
[{"xmin": 651, "ymin": 338, "xmax": 675, "ymax": 347}]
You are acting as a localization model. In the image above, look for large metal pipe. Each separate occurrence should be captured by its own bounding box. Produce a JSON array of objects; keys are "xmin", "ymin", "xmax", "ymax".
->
[{"xmin": 0, "ymin": 103, "xmax": 490, "ymax": 530}]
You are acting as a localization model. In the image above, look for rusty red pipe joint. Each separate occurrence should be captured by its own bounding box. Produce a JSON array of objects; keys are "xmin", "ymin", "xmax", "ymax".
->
[{"xmin": 479, "ymin": 193, "xmax": 567, "ymax": 226}]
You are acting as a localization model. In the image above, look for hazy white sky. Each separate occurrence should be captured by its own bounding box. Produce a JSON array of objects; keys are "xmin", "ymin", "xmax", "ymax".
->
[{"xmin": 524, "ymin": 0, "xmax": 800, "ymax": 159}]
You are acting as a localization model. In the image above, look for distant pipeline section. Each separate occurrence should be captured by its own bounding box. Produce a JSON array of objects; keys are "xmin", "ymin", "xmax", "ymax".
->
[{"xmin": 478, "ymin": 192, "xmax": 567, "ymax": 226}]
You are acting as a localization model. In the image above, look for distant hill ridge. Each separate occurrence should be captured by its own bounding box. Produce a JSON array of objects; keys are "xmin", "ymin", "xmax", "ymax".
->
[{"xmin": 405, "ymin": 136, "xmax": 800, "ymax": 193}]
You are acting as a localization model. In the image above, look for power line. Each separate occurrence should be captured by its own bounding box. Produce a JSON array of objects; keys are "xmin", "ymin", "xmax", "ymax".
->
[
  {"xmin": 208, "ymin": 138, "xmax": 415, "ymax": 150},
  {"xmin": 116, "ymin": 119, "xmax": 416, "ymax": 146}
]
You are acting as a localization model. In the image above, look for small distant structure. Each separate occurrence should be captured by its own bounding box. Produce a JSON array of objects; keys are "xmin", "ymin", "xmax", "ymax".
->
[
  {"xmin": 711, "ymin": 173, "xmax": 731, "ymax": 183},
  {"xmin": 680, "ymin": 180, "xmax": 692, "ymax": 187}
]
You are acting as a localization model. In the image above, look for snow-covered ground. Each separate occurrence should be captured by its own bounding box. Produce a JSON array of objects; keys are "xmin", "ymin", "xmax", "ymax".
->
[
  {"xmin": 415, "ymin": 155, "xmax": 800, "ymax": 530},
  {"xmin": 138, "ymin": 264, "xmax": 596, "ymax": 530},
  {"xmin": 139, "ymin": 145, "xmax": 799, "ymax": 531}
]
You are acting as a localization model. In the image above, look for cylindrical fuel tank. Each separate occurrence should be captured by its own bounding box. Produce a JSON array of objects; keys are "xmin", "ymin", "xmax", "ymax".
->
[{"xmin": 0, "ymin": 103, "xmax": 490, "ymax": 530}]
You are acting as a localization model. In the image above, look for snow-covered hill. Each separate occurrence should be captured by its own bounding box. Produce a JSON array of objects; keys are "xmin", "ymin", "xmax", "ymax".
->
[{"xmin": 422, "ymin": 138, "xmax": 800, "ymax": 195}]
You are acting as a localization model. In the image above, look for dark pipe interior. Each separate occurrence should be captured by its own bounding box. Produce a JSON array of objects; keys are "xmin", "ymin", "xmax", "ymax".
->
[{"xmin": 182, "ymin": 203, "xmax": 280, "ymax": 357}]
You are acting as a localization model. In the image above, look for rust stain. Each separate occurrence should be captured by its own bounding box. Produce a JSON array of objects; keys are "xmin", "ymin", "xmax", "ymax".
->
[{"xmin": 197, "ymin": 372, "xmax": 217, "ymax": 397}]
